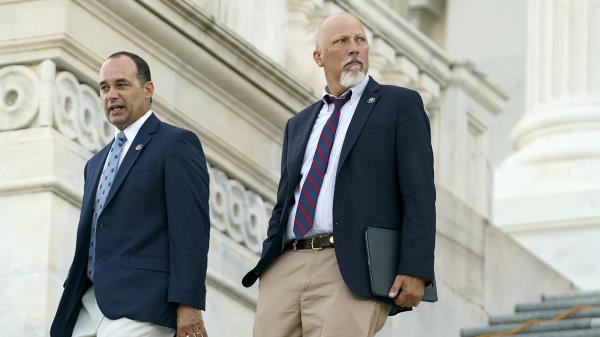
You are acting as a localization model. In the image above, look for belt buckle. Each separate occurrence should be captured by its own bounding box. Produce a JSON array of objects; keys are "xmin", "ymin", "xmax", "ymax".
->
[{"xmin": 310, "ymin": 237, "xmax": 323, "ymax": 251}]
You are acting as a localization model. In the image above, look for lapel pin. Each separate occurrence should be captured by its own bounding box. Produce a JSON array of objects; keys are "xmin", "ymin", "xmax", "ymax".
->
[
  {"xmin": 367, "ymin": 97, "xmax": 376, "ymax": 104},
  {"xmin": 135, "ymin": 144, "xmax": 144, "ymax": 151}
]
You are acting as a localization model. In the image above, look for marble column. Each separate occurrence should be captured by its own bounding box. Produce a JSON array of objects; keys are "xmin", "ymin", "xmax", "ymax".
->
[
  {"xmin": 494, "ymin": 0, "xmax": 600, "ymax": 289},
  {"xmin": 508, "ymin": 0, "xmax": 600, "ymax": 165}
]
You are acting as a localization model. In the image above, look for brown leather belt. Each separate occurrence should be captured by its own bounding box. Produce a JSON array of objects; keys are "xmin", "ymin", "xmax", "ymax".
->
[{"xmin": 284, "ymin": 233, "xmax": 334, "ymax": 251}]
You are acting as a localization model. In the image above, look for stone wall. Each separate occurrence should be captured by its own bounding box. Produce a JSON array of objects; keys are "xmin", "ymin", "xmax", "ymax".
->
[{"xmin": 0, "ymin": 0, "xmax": 579, "ymax": 336}]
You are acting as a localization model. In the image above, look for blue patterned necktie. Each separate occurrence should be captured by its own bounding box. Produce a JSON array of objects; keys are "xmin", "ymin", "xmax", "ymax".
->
[
  {"xmin": 293, "ymin": 92, "xmax": 352, "ymax": 239},
  {"xmin": 87, "ymin": 131, "xmax": 127, "ymax": 281}
]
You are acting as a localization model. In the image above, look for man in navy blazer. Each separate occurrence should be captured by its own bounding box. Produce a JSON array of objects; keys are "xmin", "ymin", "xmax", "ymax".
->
[
  {"xmin": 243, "ymin": 13, "xmax": 436, "ymax": 337},
  {"xmin": 51, "ymin": 52, "xmax": 210, "ymax": 337}
]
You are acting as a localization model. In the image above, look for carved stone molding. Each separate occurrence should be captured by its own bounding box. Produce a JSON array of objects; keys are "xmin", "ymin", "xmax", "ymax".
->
[
  {"xmin": 0, "ymin": 60, "xmax": 113, "ymax": 151},
  {"xmin": 0, "ymin": 64, "xmax": 40, "ymax": 130}
]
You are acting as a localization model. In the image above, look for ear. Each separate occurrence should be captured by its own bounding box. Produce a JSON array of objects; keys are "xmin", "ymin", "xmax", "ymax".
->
[
  {"xmin": 313, "ymin": 49, "xmax": 324, "ymax": 67},
  {"xmin": 144, "ymin": 81, "xmax": 155, "ymax": 101}
]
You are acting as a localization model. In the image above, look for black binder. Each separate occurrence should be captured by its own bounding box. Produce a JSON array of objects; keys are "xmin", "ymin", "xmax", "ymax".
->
[{"xmin": 365, "ymin": 226, "xmax": 438, "ymax": 302}]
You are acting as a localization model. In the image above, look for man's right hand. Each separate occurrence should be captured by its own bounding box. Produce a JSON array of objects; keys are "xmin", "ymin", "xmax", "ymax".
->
[{"xmin": 388, "ymin": 274, "xmax": 425, "ymax": 307}]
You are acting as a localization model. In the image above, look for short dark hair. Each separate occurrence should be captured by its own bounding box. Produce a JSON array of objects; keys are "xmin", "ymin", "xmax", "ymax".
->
[{"xmin": 107, "ymin": 51, "xmax": 152, "ymax": 84}]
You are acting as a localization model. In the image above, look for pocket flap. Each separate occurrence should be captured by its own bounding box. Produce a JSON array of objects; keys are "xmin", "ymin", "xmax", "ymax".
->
[{"xmin": 130, "ymin": 256, "xmax": 170, "ymax": 272}]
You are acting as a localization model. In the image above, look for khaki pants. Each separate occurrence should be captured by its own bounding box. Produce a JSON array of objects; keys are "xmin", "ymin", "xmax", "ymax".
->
[
  {"xmin": 71, "ymin": 287, "xmax": 175, "ymax": 337},
  {"xmin": 254, "ymin": 248, "xmax": 389, "ymax": 337}
]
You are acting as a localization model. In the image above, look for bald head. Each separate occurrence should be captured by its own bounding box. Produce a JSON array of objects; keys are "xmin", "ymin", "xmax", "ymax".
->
[{"xmin": 314, "ymin": 13, "xmax": 365, "ymax": 49}]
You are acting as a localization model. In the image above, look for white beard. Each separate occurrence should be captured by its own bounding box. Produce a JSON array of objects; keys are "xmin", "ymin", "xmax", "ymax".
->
[{"xmin": 340, "ymin": 70, "xmax": 366, "ymax": 88}]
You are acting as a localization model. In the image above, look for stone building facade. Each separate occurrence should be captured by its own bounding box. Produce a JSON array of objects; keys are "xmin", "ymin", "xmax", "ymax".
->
[{"xmin": 2, "ymin": 0, "xmax": 594, "ymax": 336}]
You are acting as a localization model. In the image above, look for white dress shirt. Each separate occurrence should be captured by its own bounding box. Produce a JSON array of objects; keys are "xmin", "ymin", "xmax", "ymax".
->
[
  {"xmin": 103, "ymin": 110, "xmax": 153, "ymax": 169},
  {"xmin": 286, "ymin": 75, "xmax": 371, "ymax": 240}
]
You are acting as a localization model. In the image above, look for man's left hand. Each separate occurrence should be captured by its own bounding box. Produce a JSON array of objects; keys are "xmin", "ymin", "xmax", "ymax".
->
[
  {"xmin": 387, "ymin": 274, "xmax": 425, "ymax": 307},
  {"xmin": 177, "ymin": 305, "xmax": 207, "ymax": 337}
]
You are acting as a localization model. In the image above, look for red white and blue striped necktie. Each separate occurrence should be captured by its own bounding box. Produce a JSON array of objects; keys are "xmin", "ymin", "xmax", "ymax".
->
[{"xmin": 293, "ymin": 92, "xmax": 352, "ymax": 239}]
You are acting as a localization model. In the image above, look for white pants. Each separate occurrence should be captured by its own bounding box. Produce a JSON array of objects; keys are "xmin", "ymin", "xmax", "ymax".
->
[{"xmin": 72, "ymin": 287, "xmax": 175, "ymax": 337}]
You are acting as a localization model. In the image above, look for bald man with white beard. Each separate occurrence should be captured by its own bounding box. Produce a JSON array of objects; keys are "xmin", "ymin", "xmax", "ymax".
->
[{"xmin": 242, "ymin": 13, "xmax": 436, "ymax": 337}]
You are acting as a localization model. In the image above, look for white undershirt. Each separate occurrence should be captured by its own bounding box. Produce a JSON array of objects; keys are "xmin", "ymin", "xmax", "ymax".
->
[{"xmin": 105, "ymin": 110, "xmax": 153, "ymax": 169}]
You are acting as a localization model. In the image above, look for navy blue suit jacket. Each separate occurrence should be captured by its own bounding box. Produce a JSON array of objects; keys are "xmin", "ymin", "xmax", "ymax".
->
[
  {"xmin": 242, "ymin": 78, "xmax": 436, "ymax": 314},
  {"xmin": 51, "ymin": 113, "xmax": 210, "ymax": 336}
]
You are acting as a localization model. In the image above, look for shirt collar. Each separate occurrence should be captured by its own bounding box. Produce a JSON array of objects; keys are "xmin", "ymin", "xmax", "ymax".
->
[
  {"xmin": 322, "ymin": 74, "xmax": 370, "ymax": 104},
  {"xmin": 113, "ymin": 110, "xmax": 153, "ymax": 142}
]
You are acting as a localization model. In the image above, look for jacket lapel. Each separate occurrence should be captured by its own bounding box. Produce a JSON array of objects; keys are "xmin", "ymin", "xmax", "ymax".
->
[
  {"xmin": 287, "ymin": 101, "xmax": 323, "ymax": 193},
  {"xmin": 337, "ymin": 78, "xmax": 380, "ymax": 174},
  {"xmin": 103, "ymin": 113, "xmax": 160, "ymax": 210}
]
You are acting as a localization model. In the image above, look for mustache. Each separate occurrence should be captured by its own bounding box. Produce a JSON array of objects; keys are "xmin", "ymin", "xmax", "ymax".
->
[
  {"xmin": 108, "ymin": 101, "xmax": 125, "ymax": 108},
  {"xmin": 342, "ymin": 56, "xmax": 365, "ymax": 67}
]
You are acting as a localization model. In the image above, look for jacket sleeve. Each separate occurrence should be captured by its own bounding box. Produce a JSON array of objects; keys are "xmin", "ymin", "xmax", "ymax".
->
[
  {"xmin": 395, "ymin": 89, "xmax": 436, "ymax": 284},
  {"xmin": 165, "ymin": 131, "xmax": 210, "ymax": 310}
]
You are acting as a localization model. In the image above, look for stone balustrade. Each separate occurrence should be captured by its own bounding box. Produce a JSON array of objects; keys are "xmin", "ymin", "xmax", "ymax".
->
[{"xmin": 209, "ymin": 165, "xmax": 272, "ymax": 255}]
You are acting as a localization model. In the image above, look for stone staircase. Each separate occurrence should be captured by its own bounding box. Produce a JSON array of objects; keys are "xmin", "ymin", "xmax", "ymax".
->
[{"xmin": 461, "ymin": 291, "xmax": 600, "ymax": 337}]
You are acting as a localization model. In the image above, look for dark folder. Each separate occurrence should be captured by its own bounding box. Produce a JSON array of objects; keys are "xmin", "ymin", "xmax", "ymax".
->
[{"xmin": 365, "ymin": 226, "xmax": 438, "ymax": 302}]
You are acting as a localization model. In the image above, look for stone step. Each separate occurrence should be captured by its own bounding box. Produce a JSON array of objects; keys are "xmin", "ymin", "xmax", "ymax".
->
[
  {"xmin": 543, "ymin": 292, "xmax": 600, "ymax": 302},
  {"xmin": 489, "ymin": 308, "xmax": 600, "ymax": 325},
  {"xmin": 516, "ymin": 298, "xmax": 600, "ymax": 312},
  {"xmin": 461, "ymin": 317, "xmax": 600, "ymax": 337},
  {"xmin": 463, "ymin": 291, "xmax": 600, "ymax": 337},
  {"xmin": 475, "ymin": 328, "xmax": 600, "ymax": 337}
]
